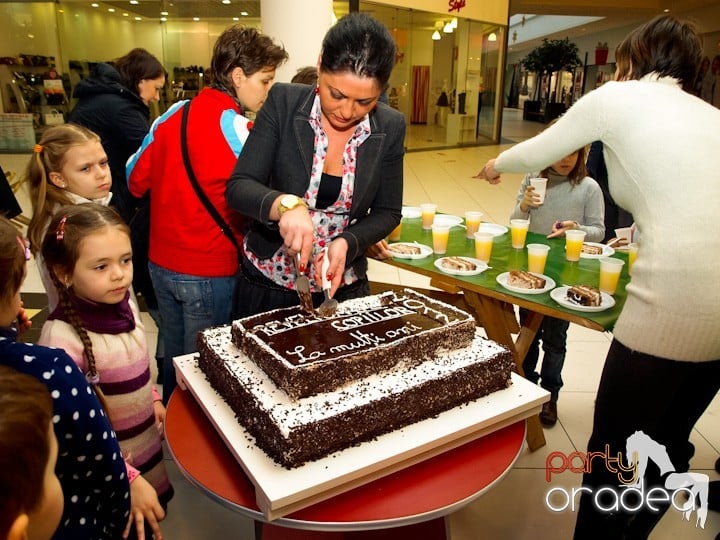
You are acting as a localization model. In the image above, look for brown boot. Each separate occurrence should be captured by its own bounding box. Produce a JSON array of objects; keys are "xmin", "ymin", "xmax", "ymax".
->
[{"xmin": 539, "ymin": 401, "xmax": 558, "ymax": 427}]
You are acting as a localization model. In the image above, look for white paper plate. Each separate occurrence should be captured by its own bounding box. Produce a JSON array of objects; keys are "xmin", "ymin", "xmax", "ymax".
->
[
  {"xmin": 496, "ymin": 271, "xmax": 555, "ymax": 294},
  {"xmin": 387, "ymin": 242, "xmax": 433, "ymax": 259},
  {"xmin": 433, "ymin": 214, "xmax": 464, "ymax": 228},
  {"xmin": 401, "ymin": 206, "xmax": 422, "ymax": 219},
  {"xmin": 580, "ymin": 242, "xmax": 615, "ymax": 259},
  {"xmin": 478, "ymin": 223, "xmax": 509, "ymax": 237},
  {"xmin": 550, "ymin": 286, "xmax": 616, "ymax": 312},
  {"xmin": 434, "ymin": 257, "xmax": 489, "ymax": 276}
]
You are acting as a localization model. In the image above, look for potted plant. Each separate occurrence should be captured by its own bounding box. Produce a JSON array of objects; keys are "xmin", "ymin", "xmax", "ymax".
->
[
  {"xmin": 521, "ymin": 37, "xmax": 582, "ymax": 123},
  {"xmin": 595, "ymin": 42, "xmax": 609, "ymax": 66}
]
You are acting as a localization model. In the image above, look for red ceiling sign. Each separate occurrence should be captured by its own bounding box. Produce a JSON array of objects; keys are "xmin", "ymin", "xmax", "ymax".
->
[{"xmin": 448, "ymin": 0, "xmax": 466, "ymax": 12}]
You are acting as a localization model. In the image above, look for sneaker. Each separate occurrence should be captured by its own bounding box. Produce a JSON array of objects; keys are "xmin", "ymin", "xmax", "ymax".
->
[{"xmin": 540, "ymin": 401, "xmax": 558, "ymax": 427}]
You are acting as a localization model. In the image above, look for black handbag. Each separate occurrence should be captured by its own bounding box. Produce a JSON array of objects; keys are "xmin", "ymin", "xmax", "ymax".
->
[{"xmin": 179, "ymin": 100, "xmax": 242, "ymax": 261}]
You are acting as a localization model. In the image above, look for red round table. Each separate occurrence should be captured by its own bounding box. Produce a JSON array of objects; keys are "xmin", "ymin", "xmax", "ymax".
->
[{"xmin": 165, "ymin": 388, "xmax": 526, "ymax": 539}]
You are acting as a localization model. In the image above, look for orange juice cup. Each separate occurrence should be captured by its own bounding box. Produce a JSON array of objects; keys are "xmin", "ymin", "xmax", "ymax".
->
[
  {"xmin": 388, "ymin": 220, "xmax": 403, "ymax": 242},
  {"xmin": 473, "ymin": 231, "xmax": 494, "ymax": 262},
  {"xmin": 628, "ymin": 242, "xmax": 638, "ymax": 275},
  {"xmin": 599, "ymin": 257, "xmax": 625, "ymax": 295},
  {"xmin": 431, "ymin": 224, "xmax": 451, "ymax": 254},
  {"xmin": 565, "ymin": 229, "xmax": 587, "ymax": 262},
  {"xmin": 527, "ymin": 243, "xmax": 550, "ymax": 274},
  {"xmin": 464, "ymin": 211, "xmax": 483, "ymax": 239},
  {"xmin": 509, "ymin": 219, "xmax": 529, "ymax": 249},
  {"xmin": 420, "ymin": 203, "xmax": 437, "ymax": 230}
]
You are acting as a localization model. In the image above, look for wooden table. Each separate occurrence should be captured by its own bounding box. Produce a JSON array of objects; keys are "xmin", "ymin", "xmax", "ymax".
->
[
  {"xmin": 383, "ymin": 218, "xmax": 630, "ymax": 451},
  {"xmin": 165, "ymin": 388, "xmax": 527, "ymax": 539}
]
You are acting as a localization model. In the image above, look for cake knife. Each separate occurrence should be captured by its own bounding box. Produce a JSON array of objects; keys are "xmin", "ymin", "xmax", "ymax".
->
[
  {"xmin": 318, "ymin": 247, "xmax": 338, "ymax": 317},
  {"xmin": 294, "ymin": 253, "xmax": 314, "ymax": 314}
]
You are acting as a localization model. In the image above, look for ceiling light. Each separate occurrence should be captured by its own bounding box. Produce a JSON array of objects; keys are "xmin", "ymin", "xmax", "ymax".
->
[
  {"xmin": 135, "ymin": 16, "xmax": 141, "ymax": 20},
  {"xmin": 193, "ymin": 17, "xmax": 200, "ymax": 21},
  {"xmin": 130, "ymin": 1, "xmax": 139, "ymax": 4},
  {"xmin": 432, "ymin": 30, "xmax": 441, "ymax": 41},
  {"xmin": 108, "ymin": 8, "xmax": 115, "ymax": 12},
  {"xmin": 451, "ymin": 17, "xmax": 458, "ymax": 29},
  {"xmin": 240, "ymin": 11, "xmax": 248, "ymax": 16},
  {"xmin": 160, "ymin": 17, "xmax": 167, "ymax": 22},
  {"xmin": 91, "ymin": 3, "xmax": 99, "ymax": 7},
  {"xmin": 222, "ymin": 0, "xmax": 231, "ymax": 4},
  {"xmin": 123, "ymin": 12, "xmax": 129, "ymax": 17},
  {"xmin": 443, "ymin": 22, "xmax": 453, "ymax": 33},
  {"xmin": 488, "ymin": 32, "xmax": 497, "ymax": 42},
  {"xmin": 161, "ymin": 11, "xmax": 168, "ymax": 15},
  {"xmin": 233, "ymin": 17, "xmax": 239, "ymax": 21}
]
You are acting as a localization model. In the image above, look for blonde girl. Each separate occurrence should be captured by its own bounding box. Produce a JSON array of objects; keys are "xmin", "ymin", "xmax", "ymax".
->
[
  {"xmin": 26, "ymin": 123, "xmax": 112, "ymax": 311},
  {"xmin": 38, "ymin": 204, "xmax": 172, "ymax": 539}
]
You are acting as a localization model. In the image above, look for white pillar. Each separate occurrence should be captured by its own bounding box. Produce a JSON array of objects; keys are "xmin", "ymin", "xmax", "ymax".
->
[{"xmin": 260, "ymin": 0, "xmax": 334, "ymax": 83}]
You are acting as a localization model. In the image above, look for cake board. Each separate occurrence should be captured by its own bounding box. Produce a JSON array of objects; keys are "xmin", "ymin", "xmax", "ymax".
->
[{"xmin": 174, "ymin": 354, "xmax": 549, "ymax": 521}]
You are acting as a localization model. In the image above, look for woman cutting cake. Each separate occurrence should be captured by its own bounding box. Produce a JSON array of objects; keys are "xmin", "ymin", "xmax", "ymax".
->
[{"xmin": 226, "ymin": 13, "xmax": 405, "ymax": 317}]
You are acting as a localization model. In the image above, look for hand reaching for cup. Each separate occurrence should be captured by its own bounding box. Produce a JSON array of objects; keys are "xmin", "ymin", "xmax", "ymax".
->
[{"xmin": 547, "ymin": 220, "xmax": 578, "ymax": 239}]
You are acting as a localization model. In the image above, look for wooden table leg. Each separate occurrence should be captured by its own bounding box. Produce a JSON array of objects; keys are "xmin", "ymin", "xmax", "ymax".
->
[{"xmin": 462, "ymin": 291, "xmax": 547, "ymax": 451}]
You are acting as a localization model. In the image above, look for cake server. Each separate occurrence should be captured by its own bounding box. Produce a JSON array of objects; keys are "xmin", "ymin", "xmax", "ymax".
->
[
  {"xmin": 318, "ymin": 247, "xmax": 338, "ymax": 317},
  {"xmin": 294, "ymin": 253, "xmax": 314, "ymax": 314}
]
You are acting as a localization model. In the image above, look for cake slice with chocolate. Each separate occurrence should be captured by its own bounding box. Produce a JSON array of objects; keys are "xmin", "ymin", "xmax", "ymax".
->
[
  {"xmin": 442, "ymin": 256, "xmax": 477, "ymax": 272},
  {"xmin": 507, "ymin": 270, "xmax": 546, "ymax": 289},
  {"xmin": 567, "ymin": 285, "xmax": 602, "ymax": 307},
  {"xmin": 388, "ymin": 243, "xmax": 421, "ymax": 255}
]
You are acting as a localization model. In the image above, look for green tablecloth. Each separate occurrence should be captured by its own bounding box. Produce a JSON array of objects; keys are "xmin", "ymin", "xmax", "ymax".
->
[{"xmin": 388, "ymin": 217, "xmax": 630, "ymax": 332}]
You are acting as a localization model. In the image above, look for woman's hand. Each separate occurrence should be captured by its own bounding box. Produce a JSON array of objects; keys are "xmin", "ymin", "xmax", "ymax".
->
[
  {"xmin": 365, "ymin": 240, "xmax": 393, "ymax": 260},
  {"xmin": 153, "ymin": 400, "xmax": 166, "ymax": 439},
  {"xmin": 474, "ymin": 159, "xmax": 501, "ymax": 184},
  {"xmin": 520, "ymin": 186, "xmax": 541, "ymax": 213},
  {"xmin": 123, "ymin": 475, "xmax": 165, "ymax": 540},
  {"xmin": 547, "ymin": 220, "xmax": 577, "ymax": 239},
  {"xmin": 320, "ymin": 239, "xmax": 348, "ymax": 297},
  {"xmin": 278, "ymin": 208, "xmax": 315, "ymax": 271}
]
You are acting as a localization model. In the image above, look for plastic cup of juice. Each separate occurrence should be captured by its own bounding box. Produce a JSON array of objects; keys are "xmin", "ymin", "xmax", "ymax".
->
[
  {"xmin": 510, "ymin": 219, "xmax": 530, "ymax": 249},
  {"xmin": 627, "ymin": 243, "xmax": 639, "ymax": 275},
  {"xmin": 465, "ymin": 211, "xmax": 483, "ymax": 239},
  {"xmin": 527, "ymin": 243, "xmax": 550, "ymax": 274},
  {"xmin": 599, "ymin": 257, "xmax": 625, "ymax": 295},
  {"xmin": 420, "ymin": 203, "xmax": 437, "ymax": 230},
  {"xmin": 431, "ymin": 224, "xmax": 451, "ymax": 254},
  {"xmin": 474, "ymin": 231, "xmax": 494, "ymax": 262},
  {"xmin": 565, "ymin": 229, "xmax": 587, "ymax": 262},
  {"xmin": 388, "ymin": 220, "xmax": 403, "ymax": 242}
]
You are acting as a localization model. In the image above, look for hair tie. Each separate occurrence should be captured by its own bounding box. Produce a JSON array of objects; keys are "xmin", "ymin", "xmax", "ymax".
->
[
  {"xmin": 33, "ymin": 144, "xmax": 43, "ymax": 154},
  {"xmin": 16, "ymin": 236, "xmax": 30, "ymax": 261},
  {"xmin": 85, "ymin": 371, "xmax": 100, "ymax": 385},
  {"xmin": 56, "ymin": 215, "xmax": 68, "ymax": 241}
]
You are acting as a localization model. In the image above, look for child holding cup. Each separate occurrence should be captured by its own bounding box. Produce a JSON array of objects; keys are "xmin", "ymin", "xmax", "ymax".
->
[{"xmin": 509, "ymin": 145, "xmax": 605, "ymax": 427}]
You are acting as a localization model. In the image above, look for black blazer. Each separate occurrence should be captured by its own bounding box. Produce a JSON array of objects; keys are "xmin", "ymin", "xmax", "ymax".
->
[{"xmin": 226, "ymin": 83, "xmax": 405, "ymax": 279}]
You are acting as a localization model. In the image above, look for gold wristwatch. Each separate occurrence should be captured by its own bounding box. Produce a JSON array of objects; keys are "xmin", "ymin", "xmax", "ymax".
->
[{"xmin": 277, "ymin": 194, "xmax": 307, "ymax": 218}]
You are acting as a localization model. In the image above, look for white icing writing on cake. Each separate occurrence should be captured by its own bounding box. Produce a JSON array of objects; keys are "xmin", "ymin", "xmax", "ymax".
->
[
  {"xmin": 330, "ymin": 306, "xmax": 414, "ymax": 331},
  {"xmin": 400, "ymin": 297, "xmax": 451, "ymax": 324},
  {"xmin": 286, "ymin": 345, "xmax": 326, "ymax": 364}
]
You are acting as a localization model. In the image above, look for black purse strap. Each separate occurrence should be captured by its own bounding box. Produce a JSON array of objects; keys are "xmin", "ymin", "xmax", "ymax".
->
[{"xmin": 180, "ymin": 101, "xmax": 242, "ymax": 259}]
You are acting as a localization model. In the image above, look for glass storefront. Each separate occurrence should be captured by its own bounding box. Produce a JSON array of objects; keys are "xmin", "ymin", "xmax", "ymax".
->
[{"xmin": 0, "ymin": 1, "xmax": 506, "ymax": 150}]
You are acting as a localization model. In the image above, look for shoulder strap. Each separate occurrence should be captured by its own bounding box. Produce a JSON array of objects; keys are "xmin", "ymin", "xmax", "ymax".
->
[{"xmin": 180, "ymin": 101, "xmax": 242, "ymax": 259}]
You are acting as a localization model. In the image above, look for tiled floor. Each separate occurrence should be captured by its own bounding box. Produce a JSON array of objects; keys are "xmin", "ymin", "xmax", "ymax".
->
[{"xmin": 6, "ymin": 108, "xmax": 719, "ymax": 539}]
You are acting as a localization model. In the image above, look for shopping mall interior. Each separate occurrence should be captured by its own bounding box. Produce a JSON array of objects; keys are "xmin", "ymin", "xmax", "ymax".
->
[{"xmin": 2, "ymin": 1, "xmax": 720, "ymax": 539}]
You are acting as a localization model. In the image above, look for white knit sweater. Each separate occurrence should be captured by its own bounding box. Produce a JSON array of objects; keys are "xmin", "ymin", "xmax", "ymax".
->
[{"xmin": 496, "ymin": 74, "xmax": 720, "ymax": 362}]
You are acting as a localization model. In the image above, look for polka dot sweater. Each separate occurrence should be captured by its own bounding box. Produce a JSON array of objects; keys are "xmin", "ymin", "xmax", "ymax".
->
[
  {"xmin": 0, "ymin": 326, "xmax": 130, "ymax": 539},
  {"xmin": 38, "ymin": 297, "xmax": 174, "ymax": 509}
]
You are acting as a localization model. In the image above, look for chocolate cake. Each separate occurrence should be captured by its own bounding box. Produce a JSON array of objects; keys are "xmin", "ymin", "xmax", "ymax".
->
[
  {"xmin": 198, "ymin": 325, "xmax": 515, "ymax": 468},
  {"xmin": 231, "ymin": 289, "xmax": 476, "ymax": 399}
]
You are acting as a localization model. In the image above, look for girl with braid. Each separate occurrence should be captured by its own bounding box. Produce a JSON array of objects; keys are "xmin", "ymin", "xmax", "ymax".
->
[
  {"xmin": 0, "ymin": 215, "xmax": 130, "ymax": 539},
  {"xmin": 38, "ymin": 203, "xmax": 172, "ymax": 539}
]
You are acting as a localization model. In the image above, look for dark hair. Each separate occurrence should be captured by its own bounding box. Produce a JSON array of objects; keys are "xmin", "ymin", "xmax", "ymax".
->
[
  {"xmin": 320, "ymin": 13, "xmax": 396, "ymax": 90},
  {"xmin": 291, "ymin": 66, "xmax": 318, "ymax": 85},
  {"xmin": 26, "ymin": 123, "xmax": 102, "ymax": 255},
  {"xmin": 41, "ymin": 203, "xmax": 130, "ymax": 406},
  {"xmin": 209, "ymin": 26, "xmax": 288, "ymax": 92},
  {"xmin": 0, "ymin": 365, "xmax": 53, "ymax": 536},
  {"xmin": 0, "ymin": 216, "xmax": 27, "ymax": 306},
  {"xmin": 114, "ymin": 48, "xmax": 167, "ymax": 96},
  {"xmin": 618, "ymin": 14, "xmax": 702, "ymax": 91}
]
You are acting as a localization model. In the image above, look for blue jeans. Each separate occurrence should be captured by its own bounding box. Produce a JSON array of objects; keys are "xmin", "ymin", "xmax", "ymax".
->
[
  {"xmin": 149, "ymin": 262, "xmax": 235, "ymax": 404},
  {"xmin": 520, "ymin": 311, "xmax": 569, "ymax": 403}
]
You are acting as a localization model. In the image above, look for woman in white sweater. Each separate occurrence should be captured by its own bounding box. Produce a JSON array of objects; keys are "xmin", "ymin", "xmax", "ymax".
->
[{"xmin": 479, "ymin": 15, "xmax": 720, "ymax": 538}]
